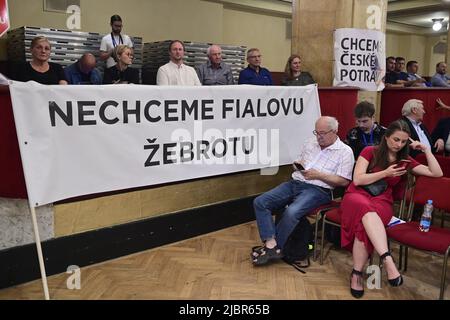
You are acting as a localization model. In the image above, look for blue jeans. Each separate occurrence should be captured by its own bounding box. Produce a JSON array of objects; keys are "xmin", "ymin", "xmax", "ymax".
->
[{"xmin": 253, "ymin": 180, "xmax": 332, "ymax": 249}]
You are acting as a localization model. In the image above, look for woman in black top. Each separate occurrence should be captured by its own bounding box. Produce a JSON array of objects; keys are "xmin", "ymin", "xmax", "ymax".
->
[
  {"xmin": 281, "ymin": 54, "xmax": 315, "ymax": 86},
  {"xmin": 103, "ymin": 44, "xmax": 139, "ymax": 84},
  {"xmin": 13, "ymin": 36, "xmax": 68, "ymax": 85}
]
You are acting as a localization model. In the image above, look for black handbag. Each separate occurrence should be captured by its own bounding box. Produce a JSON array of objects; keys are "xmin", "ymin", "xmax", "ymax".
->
[{"xmin": 362, "ymin": 179, "xmax": 388, "ymax": 196}]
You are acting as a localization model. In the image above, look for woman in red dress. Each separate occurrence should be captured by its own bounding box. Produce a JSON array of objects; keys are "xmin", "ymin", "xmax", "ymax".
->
[{"xmin": 341, "ymin": 120, "xmax": 443, "ymax": 298}]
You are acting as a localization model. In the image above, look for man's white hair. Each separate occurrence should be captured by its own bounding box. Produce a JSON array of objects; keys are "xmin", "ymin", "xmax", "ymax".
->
[
  {"xmin": 319, "ymin": 116, "xmax": 339, "ymax": 132},
  {"xmin": 402, "ymin": 99, "xmax": 423, "ymax": 116},
  {"xmin": 207, "ymin": 44, "xmax": 221, "ymax": 56}
]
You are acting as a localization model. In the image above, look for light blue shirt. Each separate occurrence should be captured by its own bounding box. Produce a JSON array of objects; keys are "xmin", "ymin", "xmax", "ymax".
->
[
  {"xmin": 431, "ymin": 73, "xmax": 450, "ymax": 87},
  {"xmin": 407, "ymin": 116, "xmax": 431, "ymax": 150}
]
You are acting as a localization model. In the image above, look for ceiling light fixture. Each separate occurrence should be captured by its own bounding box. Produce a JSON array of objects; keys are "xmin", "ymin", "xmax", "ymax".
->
[{"xmin": 432, "ymin": 18, "xmax": 444, "ymax": 31}]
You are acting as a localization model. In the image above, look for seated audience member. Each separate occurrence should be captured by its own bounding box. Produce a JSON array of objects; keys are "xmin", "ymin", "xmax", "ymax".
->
[
  {"xmin": 196, "ymin": 44, "xmax": 234, "ymax": 85},
  {"xmin": 392, "ymin": 57, "xmax": 409, "ymax": 85},
  {"xmin": 341, "ymin": 120, "xmax": 442, "ymax": 299},
  {"xmin": 384, "ymin": 56, "xmax": 403, "ymax": 87},
  {"xmin": 251, "ymin": 116, "xmax": 354, "ymax": 265},
  {"xmin": 238, "ymin": 48, "xmax": 273, "ymax": 85},
  {"xmin": 431, "ymin": 62, "xmax": 450, "ymax": 87},
  {"xmin": 401, "ymin": 99, "xmax": 439, "ymax": 157},
  {"xmin": 103, "ymin": 45, "xmax": 139, "ymax": 84},
  {"xmin": 346, "ymin": 101, "xmax": 386, "ymax": 159},
  {"xmin": 12, "ymin": 36, "xmax": 67, "ymax": 85},
  {"xmin": 431, "ymin": 99, "xmax": 450, "ymax": 155},
  {"xmin": 406, "ymin": 60, "xmax": 428, "ymax": 87},
  {"xmin": 156, "ymin": 40, "xmax": 201, "ymax": 86},
  {"xmin": 64, "ymin": 53, "xmax": 102, "ymax": 85},
  {"xmin": 99, "ymin": 15, "xmax": 134, "ymax": 69},
  {"xmin": 281, "ymin": 54, "xmax": 315, "ymax": 86}
]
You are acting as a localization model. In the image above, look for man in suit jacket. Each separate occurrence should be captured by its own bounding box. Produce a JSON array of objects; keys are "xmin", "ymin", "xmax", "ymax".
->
[
  {"xmin": 401, "ymin": 99, "xmax": 442, "ymax": 158},
  {"xmin": 432, "ymin": 117, "xmax": 450, "ymax": 155}
]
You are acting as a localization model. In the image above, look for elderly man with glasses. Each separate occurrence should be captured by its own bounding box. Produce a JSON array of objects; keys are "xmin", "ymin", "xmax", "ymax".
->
[
  {"xmin": 251, "ymin": 116, "xmax": 354, "ymax": 265},
  {"xmin": 238, "ymin": 48, "xmax": 273, "ymax": 85}
]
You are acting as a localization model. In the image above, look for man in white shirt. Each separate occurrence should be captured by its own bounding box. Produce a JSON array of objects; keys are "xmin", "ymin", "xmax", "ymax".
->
[
  {"xmin": 251, "ymin": 116, "xmax": 354, "ymax": 265},
  {"xmin": 99, "ymin": 15, "xmax": 133, "ymax": 68},
  {"xmin": 156, "ymin": 40, "xmax": 201, "ymax": 86},
  {"xmin": 401, "ymin": 99, "xmax": 443, "ymax": 157}
]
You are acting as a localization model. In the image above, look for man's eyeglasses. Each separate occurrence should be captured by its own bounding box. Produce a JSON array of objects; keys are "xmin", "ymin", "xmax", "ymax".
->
[
  {"xmin": 313, "ymin": 129, "xmax": 334, "ymax": 137},
  {"xmin": 248, "ymin": 55, "xmax": 261, "ymax": 59}
]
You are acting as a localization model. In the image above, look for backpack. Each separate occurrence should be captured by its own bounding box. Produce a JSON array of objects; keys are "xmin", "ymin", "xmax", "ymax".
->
[
  {"xmin": 324, "ymin": 223, "xmax": 341, "ymax": 248},
  {"xmin": 282, "ymin": 216, "xmax": 314, "ymax": 273}
]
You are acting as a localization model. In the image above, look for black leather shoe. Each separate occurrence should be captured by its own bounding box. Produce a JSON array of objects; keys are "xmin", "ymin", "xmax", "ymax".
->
[
  {"xmin": 350, "ymin": 269, "xmax": 364, "ymax": 298},
  {"xmin": 380, "ymin": 251, "xmax": 403, "ymax": 287}
]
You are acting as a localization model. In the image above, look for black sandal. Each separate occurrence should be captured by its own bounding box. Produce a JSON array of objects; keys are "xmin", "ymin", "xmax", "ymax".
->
[
  {"xmin": 250, "ymin": 245, "xmax": 265, "ymax": 259},
  {"xmin": 350, "ymin": 269, "xmax": 364, "ymax": 298},
  {"xmin": 251, "ymin": 246, "xmax": 283, "ymax": 266},
  {"xmin": 380, "ymin": 251, "xmax": 403, "ymax": 287}
]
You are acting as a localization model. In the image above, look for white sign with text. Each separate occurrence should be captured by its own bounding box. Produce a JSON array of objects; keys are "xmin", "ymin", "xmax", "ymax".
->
[{"xmin": 10, "ymin": 82, "xmax": 321, "ymax": 207}]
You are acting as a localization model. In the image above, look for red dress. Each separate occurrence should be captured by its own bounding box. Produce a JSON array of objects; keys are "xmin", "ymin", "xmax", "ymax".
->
[{"xmin": 341, "ymin": 146, "xmax": 420, "ymax": 254}]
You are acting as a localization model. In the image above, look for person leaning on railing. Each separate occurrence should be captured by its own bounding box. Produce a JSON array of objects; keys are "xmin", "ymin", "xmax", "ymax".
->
[
  {"xmin": 11, "ymin": 36, "xmax": 67, "ymax": 85},
  {"xmin": 280, "ymin": 54, "xmax": 315, "ymax": 86},
  {"xmin": 103, "ymin": 45, "xmax": 139, "ymax": 84}
]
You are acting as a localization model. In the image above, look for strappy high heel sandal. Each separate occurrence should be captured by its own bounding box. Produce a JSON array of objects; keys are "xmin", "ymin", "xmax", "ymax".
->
[
  {"xmin": 350, "ymin": 269, "xmax": 364, "ymax": 298},
  {"xmin": 380, "ymin": 251, "xmax": 403, "ymax": 287}
]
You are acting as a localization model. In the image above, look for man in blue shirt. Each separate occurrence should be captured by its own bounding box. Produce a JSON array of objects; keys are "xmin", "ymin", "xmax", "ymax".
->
[
  {"xmin": 64, "ymin": 53, "xmax": 102, "ymax": 85},
  {"xmin": 238, "ymin": 48, "xmax": 273, "ymax": 85},
  {"xmin": 431, "ymin": 62, "xmax": 450, "ymax": 87}
]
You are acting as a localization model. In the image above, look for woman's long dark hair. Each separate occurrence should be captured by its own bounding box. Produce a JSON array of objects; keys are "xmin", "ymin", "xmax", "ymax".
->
[{"xmin": 369, "ymin": 120, "xmax": 411, "ymax": 171}]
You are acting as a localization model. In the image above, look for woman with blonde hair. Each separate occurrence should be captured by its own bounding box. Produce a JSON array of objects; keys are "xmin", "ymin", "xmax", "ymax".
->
[
  {"xmin": 281, "ymin": 54, "xmax": 315, "ymax": 86},
  {"xmin": 13, "ymin": 36, "xmax": 67, "ymax": 84},
  {"xmin": 103, "ymin": 44, "xmax": 139, "ymax": 84}
]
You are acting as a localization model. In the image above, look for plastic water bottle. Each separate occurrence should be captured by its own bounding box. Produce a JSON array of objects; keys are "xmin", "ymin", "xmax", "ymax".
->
[{"xmin": 419, "ymin": 200, "xmax": 433, "ymax": 232}]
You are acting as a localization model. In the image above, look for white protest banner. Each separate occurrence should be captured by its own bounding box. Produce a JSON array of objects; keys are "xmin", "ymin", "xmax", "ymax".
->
[
  {"xmin": 333, "ymin": 28, "xmax": 385, "ymax": 91},
  {"xmin": 9, "ymin": 82, "xmax": 321, "ymax": 207}
]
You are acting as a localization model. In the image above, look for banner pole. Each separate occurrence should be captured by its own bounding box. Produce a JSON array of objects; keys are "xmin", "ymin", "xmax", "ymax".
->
[{"xmin": 29, "ymin": 204, "xmax": 50, "ymax": 300}]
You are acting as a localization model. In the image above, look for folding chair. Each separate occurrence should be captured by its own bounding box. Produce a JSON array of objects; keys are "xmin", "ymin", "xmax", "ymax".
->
[{"xmin": 386, "ymin": 176, "xmax": 450, "ymax": 299}]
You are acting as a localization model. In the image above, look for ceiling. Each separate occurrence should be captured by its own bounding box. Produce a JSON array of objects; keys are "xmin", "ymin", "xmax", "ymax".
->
[
  {"xmin": 279, "ymin": 0, "xmax": 450, "ymax": 34},
  {"xmin": 387, "ymin": 0, "xmax": 450, "ymax": 34}
]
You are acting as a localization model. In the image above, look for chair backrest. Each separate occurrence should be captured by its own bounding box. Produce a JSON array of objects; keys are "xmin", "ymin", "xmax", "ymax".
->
[
  {"xmin": 406, "ymin": 176, "xmax": 450, "ymax": 220},
  {"xmin": 415, "ymin": 153, "xmax": 450, "ymax": 178}
]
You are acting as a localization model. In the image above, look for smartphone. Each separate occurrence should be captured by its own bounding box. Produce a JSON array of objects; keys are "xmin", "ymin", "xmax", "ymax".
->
[
  {"xmin": 395, "ymin": 159, "xmax": 411, "ymax": 169},
  {"xmin": 294, "ymin": 162, "xmax": 305, "ymax": 171}
]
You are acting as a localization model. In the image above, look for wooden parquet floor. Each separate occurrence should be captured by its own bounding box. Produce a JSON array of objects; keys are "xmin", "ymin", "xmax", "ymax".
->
[{"xmin": 0, "ymin": 221, "xmax": 448, "ymax": 300}]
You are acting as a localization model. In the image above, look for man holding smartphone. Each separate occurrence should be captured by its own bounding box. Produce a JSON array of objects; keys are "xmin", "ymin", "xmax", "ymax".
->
[{"xmin": 251, "ymin": 116, "xmax": 355, "ymax": 265}]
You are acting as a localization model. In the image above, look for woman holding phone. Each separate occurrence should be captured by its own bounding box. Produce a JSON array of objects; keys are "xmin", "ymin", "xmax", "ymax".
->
[{"xmin": 341, "ymin": 120, "xmax": 442, "ymax": 298}]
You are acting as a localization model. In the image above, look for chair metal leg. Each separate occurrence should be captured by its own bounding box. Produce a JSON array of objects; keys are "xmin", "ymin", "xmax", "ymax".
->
[
  {"xmin": 320, "ymin": 215, "xmax": 327, "ymax": 265},
  {"xmin": 313, "ymin": 212, "xmax": 321, "ymax": 261},
  {"xmin": 399, "ymin": 246, "xmax": 403, "ymax": 271},
  {"xmin": 439, "ymin": 247, "xmax": 450, "ymax": 300},
  {"xmin": 404, "ymin": 247, "xmax": 409, "ymax": 272}
]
